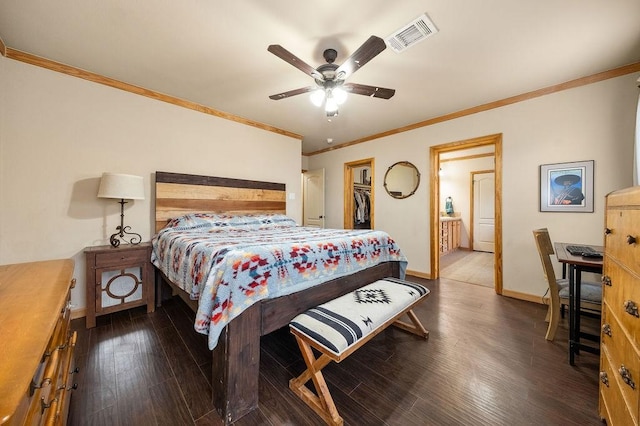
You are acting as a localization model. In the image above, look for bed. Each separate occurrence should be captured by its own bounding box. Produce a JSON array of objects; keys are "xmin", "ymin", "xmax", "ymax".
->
[{"xmin": 152, "ymin": 171, "xmax": 407, "ymax": 423}]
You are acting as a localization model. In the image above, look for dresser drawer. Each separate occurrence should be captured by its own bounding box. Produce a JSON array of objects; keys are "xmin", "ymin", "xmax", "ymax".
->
[
  {"xmin": 603, "ymin": 259, "xmax": 640, "ymax": 347},
  {"xmin": 600, "ymin": 345, "xmax": 638, "ymax": 425},
  {"xmin": 44, "ymin": 331, "xmax": 77, "ymax": 425},
  {"xmin": 95, "ymin": 247, "xmax": 149, "ymax": 267},
  {"xmin": 605, "ymin": 208, "xmax": 640, "ymax": 277},
  {"xmin": 45, "ymin": 296, "xmax": 72, "ymax": 355},
  {"xmin": 601, "ymin": 304, "xmax": 640, "ymax": 418},
  {"xmin": 19, "ymin": 294, "xmax": 77, "ymax": 425}
]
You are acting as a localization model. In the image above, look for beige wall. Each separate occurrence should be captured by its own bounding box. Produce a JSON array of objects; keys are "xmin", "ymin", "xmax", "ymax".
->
[
  {"xmin": 0, "ymin": 55, "xmax": 302, "ymax": 313},
  {"xmin": 308, "ymin": 74, "xmax": 638, "ymax": 300}
]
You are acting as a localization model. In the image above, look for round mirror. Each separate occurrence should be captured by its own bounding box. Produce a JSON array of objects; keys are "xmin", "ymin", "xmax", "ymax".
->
[{"xmin": 383, "ymin": 161, "xmax": 421, "ymax": 199}]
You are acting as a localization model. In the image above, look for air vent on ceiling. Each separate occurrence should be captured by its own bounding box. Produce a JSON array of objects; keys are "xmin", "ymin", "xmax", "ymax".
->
[{"xmin": 386, "ymin": 13, "xmax": 438, "ymax": 53}]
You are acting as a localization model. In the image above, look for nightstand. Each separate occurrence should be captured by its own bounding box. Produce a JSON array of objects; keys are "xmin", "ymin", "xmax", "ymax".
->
[{"xmin": 84, "ymin": 242, "xmax": 154, "ymax": 328}]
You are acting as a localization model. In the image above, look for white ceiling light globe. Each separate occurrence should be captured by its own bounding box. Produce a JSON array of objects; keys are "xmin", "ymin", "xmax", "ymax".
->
[
  {"xmin": 333, "ymin": 87, "xmax": 347, "ymax": 105},
  {"xmin": 310, "ymin": 89, "xmax": 325, "ymax": 107}
]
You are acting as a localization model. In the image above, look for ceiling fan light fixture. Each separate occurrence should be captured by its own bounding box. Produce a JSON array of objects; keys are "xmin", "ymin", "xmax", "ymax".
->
[
  {"xmin": 325, "ymin": 97, "xmax": 338, "ymax": 114},
  {"xmin": 310, "ymin": 89, "xmax": 325, "ymax": 106},
  {"xmin": 333, "ymin": 87, "xmax": 347, "ymax": 105}
]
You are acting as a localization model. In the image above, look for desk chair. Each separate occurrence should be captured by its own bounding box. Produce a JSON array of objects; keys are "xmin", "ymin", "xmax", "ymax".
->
[{"xmin": 532, "ymin": 228, "xmax": 602, "ymax": 341}]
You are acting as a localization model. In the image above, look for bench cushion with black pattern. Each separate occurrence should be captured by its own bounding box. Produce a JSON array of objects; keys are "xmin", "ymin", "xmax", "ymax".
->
[{"xmin": 288, "ymin": 277, "xmax": 430, "ymax": 425}]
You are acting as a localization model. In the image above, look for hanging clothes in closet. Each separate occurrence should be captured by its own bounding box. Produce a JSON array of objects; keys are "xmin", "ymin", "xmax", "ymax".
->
[{"xmin": 354, "ymin": 187, "xmax": 371, "ymax": 229}]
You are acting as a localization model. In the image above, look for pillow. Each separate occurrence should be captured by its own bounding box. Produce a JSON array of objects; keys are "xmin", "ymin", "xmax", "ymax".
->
[
  {"xmin": 165, "ymin": 213, "xmax": 296, "ymax": 231},
  {"xmin": 228, "ymin": 213, "xmax": 296, "ymax": 229},
  {"xmin": 164, "ymin": 213, "xmax": 219, "ymax": 230}
]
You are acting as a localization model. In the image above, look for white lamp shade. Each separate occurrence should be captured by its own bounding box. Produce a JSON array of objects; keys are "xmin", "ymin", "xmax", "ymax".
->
[{"xmin": 97, "ymin": 173, "xmax": 145, "ymax": 200}]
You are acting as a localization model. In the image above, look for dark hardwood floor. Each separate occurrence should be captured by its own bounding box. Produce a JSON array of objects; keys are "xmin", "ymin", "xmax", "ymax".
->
[{"xmin": 68, "ymin": 277, "xmax": 603, "ymax": 425}]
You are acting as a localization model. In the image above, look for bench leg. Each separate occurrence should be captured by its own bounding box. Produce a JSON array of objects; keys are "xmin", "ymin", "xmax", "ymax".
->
[
  {"xmin": 289, "ymin": 336, "xmax": 344, "ymax": 426},
  {"xmin": 393, "ymin": 309, "xmax": 429, "ymax": 339}
]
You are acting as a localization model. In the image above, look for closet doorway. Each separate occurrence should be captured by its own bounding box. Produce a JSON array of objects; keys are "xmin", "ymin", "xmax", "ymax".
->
[
  {"xmin": 429, "ymin": 134, "xmax": 503, "ymax": 294},
  {"xmin": 344, "ymin": 158, "xmax": 374, "ymax": 229}
]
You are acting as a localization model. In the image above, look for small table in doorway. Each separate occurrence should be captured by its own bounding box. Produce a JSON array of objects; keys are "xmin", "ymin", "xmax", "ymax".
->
[{"xmin": 554, "ymin": 242, "xmax": 603, "ymax": 365}]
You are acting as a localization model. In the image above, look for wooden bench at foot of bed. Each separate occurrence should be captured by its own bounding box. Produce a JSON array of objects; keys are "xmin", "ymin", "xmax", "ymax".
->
[{"xmin": 288, "ymin": 277, "xmax": 430, "ymax": 426}]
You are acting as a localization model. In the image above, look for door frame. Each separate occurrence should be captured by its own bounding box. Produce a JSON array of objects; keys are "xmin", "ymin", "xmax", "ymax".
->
[
  {"xmin": 429, "ymin": 134, "xmax": 503, "ymax": 294},
  {"xmin": 344, "ymin": 158, "xmax": 375, "ymax": 229}
]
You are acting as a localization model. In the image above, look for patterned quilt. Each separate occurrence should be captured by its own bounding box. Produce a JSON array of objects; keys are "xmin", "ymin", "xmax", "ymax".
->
[{"xmin": 151, "ymin": 213, "xmax": 408, "ymax": 349}]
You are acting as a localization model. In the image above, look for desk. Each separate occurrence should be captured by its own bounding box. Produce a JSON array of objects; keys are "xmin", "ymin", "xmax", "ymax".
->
[{"xmin": 554, "ymin": 242, "xmax": 603, "ymax": 365}]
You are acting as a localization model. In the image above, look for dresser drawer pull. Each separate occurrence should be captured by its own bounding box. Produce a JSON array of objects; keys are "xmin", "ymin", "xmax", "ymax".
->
[
  {"xmin": 619, "ymin": 365, "xmax": 636, "ymax": 390},
  {"xmin": 600, "ymin": 372, "xmax": 609, "ymax": 387},
  {"xmin": 627, "ymin": 235, "xmax": 637, "ymax": 245},
  {"xmin": 602, "ymin": 276, "xmax": 612, "ymax": 286},
  {"xmin": 624, "ymin": 300, "xmax": 639, "ymax": 317},
  {"xmin": 604, "ymin": 227, "xmax": 612, "ymax": 235},
  {"xmin": 37, "ymin": 348, "xmax": 61, "ymax": 389},
  {"xmin": 602, "ymin": 323, "xmax": 612, "ymax": 337},
  {"xmin": 40, "ymin": 394, "xmax": 58, "ymax": 415}
]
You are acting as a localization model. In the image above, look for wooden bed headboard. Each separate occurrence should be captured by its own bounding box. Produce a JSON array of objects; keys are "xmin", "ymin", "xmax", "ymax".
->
[{"xmin": 154, "ymin": 171, "xmax": 287, "ymax": 232}]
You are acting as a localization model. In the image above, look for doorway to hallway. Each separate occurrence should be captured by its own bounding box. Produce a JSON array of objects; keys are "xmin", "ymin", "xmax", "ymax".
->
[{"xmin": 430, "ymin": 133, "xmax": 503, "ymax": 294}]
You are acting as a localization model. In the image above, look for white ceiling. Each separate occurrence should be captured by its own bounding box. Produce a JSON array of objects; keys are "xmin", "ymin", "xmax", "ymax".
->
[{"xmin": 1, "ymin": 1, "xmax": 639, "ymax": 154}]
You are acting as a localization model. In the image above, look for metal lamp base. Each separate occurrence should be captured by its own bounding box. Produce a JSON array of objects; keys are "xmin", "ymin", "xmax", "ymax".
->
[{"xmin": 109, "ymin": 199, "xmax": 142, "ymax": 247}]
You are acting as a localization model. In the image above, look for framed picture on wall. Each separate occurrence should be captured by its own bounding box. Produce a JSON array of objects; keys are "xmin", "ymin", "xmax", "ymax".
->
[{"xmin": 539, "ymin": 160, "xmax": 594, "ymax": 212}]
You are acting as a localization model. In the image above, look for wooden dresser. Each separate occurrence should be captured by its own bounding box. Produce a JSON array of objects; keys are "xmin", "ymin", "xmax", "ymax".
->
[
  {"xmin": 0, "ymin": 259, "xmax": 77, "ymax": 425},
  {"xmin": 599, "ymin": 186, "xmax": 640, "ymax": 425}
]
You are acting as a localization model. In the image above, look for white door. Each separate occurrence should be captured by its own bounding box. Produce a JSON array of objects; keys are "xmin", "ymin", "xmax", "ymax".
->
[
  {"xmin": 303, "ymin": 169, "xmax": 325, "ymax": 228},
  {"xmin": 473, "ymin": 172, "xmax": 495, "ymax": 252}
]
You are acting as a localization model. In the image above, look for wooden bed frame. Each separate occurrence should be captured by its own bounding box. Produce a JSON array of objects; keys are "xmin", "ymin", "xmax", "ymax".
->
[{"xmin": 153, "ymin": 171, "xmax": 401, "ymax": 424}]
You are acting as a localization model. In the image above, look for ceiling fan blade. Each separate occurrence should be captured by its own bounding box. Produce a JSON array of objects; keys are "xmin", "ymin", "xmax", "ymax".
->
[
  {"xmin": 335, "ymin": 35, "xmax": 387, "ymax": 80},
  {"xmin": 268, "ymin": 45, "xmax": 324, "ymax": 80},
  {"xmin": 269, "ymin": 86, "xmax": 317, "ymax": 100},
  {"xmin": 343, "ymin": 83, "xmax": 395, "ymax": 99}
]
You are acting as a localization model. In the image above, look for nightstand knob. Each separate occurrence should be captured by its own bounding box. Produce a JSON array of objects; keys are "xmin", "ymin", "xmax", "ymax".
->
[
  {"xmin": 604, "ymin": 227, "xmax": 612, "ymax": 235},
  {"xmin": 627, "ymin": 235, "xmax": 637, "ymax": 245},
  {"xmin": 600, "ymin": 372, "xmax": 609, "ymax": 387},
  {"xmin": 602, "ymin": 276, "xmax": 612, "ymax": 286},
  {"xmin": 602, "ymin": 323, "xmax": 612, "ymax": 337}
]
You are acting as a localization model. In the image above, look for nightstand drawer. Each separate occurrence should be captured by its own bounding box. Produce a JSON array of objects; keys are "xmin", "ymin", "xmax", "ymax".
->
[{"xmin": 95, "ymin": 248, "xmax": 148, "ymax": 267}]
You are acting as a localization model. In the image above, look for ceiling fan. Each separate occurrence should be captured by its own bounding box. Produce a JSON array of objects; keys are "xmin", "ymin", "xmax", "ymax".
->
[{"xmin": 267, "ymin": 35, "xmax": 395, "ymax": 116}]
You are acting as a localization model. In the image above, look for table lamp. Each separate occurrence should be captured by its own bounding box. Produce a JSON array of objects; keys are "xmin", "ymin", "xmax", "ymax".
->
[{"xmin": 97, "ymin": 173, "xmax": 145, "ymax": 247}]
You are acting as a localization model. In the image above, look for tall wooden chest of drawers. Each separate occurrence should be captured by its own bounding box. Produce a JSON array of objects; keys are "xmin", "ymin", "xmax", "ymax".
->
[
  {"xmin": 599, "ymin": 186, "xmax": 640, "ymax": 425},
  {"xmin": 0, "ymin": 259, "xmax": 77, "ymax": 425}
]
